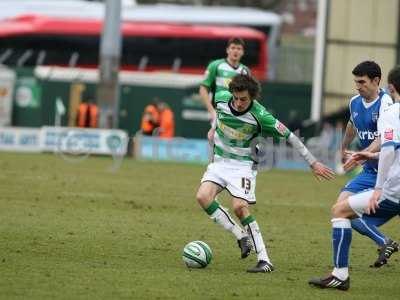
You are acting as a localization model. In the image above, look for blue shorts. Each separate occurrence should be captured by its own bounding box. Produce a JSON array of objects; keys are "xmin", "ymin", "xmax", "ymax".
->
[
  {"xmin": 348, "ymin": 190, "xmax": 400, "ymax": 222},
  {"xmin": 368, "ymin": 198, "xmax": 400, "ymax": 222},
  {"xmin": 342, "ymin": 169, "xmax": 377, "ymax": 193}
]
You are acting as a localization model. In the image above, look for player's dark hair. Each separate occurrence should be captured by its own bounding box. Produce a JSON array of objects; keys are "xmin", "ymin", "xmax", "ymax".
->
[
  {"xmin": 388, "ymin": 65, "xmax": 400, "ymax": 93},
  {"xmin": 229, "ymin": 74, "xmax": 260, "ymax": 99},
  {"xmin": 352, "ymin": 61, "xmax": 381, "ymax": 81},
  {"xmin": 227, "ymin": 37, "xmax": 245, "ymax": 48}
]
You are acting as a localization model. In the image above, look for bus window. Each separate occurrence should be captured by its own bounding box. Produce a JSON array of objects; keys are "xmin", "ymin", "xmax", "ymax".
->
[
  {"xmin": 0, "ymin": 17, "xmax": 267, "ymax": 80},
  {"xmin": 122, "ymin": 37, "xmax": 261, "ymax": 69}
]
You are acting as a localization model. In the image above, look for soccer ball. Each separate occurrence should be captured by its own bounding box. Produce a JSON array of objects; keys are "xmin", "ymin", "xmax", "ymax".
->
[{"xmin": 182, "ymin": 241, "xmax": 212, "ymax": 268}]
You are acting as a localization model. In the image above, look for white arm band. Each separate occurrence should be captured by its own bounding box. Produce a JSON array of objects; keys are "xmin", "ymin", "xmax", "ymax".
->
[
  {"xmin": 375, "ymin": 145, "xmax": 395, "ymax": 189},
  {"xmin": 287, "ymin": 133, "xmax": 317, "ymax": 166}
]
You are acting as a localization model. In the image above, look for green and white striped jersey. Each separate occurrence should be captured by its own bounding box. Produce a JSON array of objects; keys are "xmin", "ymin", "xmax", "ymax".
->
[
  {"xmin": 201, "ymin": 59, "xmax": 250, "ymax": 102},
  {"xmin": 213, "ymin": 90, "xmax": 291, "ymax": 162}
]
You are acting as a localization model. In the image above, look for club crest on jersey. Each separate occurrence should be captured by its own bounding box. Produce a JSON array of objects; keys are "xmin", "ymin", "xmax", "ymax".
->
[
  {"xmin": 384, "ymin": 128, "xmax": 394, "ymax": 141},
  {"xmin": 224, "ymin": 78, "xmax": 232, "ymax": 87},
  {"xmin": 275, "ymin": 121, "xmax": 287, "ymax": 135},
  {"xmin": 352, "ymin": 112, "xmax": 358, "ymax": 119},
  {"xmin": 372, "ymin": 112, "xmax": 379, "ymax": 122}
]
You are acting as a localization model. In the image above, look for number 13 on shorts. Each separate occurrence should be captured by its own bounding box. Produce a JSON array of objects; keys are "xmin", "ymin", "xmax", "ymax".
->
[{"xmin": 241, "ymin": 177, "xmax": 251, "ymax": 194}]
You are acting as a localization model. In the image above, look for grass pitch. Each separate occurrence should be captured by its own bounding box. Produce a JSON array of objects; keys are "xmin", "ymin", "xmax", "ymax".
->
[{"xmin": 0, "ymin": 152, "xmax": 399, "ymax": 299}]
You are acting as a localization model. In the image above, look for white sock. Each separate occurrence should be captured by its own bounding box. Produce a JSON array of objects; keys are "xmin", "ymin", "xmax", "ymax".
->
[
  {"xmin": 210, "ymin": 206, "xmax": 246, "ymax": 240},
  {"xmin": 332, "ymin": 267, "xmax": 349, "ymax": 281},
  {"xmin": 246, "ymin": 220, "xmax": 271, "ymax": 264},
  {"xmin": 331, "ymin": 218, "xmax": 351, "ymax": 228}
]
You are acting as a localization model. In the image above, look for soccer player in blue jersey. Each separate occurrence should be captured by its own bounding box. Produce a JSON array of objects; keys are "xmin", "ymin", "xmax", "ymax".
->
[
  {"xmin": 336, "ymin": 61, "xmax": 398, "ymax": 268},
  {"xmin": 309, "ymin": 65, "xmax": 400, "ymax": 290}
]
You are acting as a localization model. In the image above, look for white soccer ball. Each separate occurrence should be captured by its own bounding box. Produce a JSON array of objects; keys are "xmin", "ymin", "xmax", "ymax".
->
[{"xmin": 182, "ymin": 241, "xmax": 212, "ymax": 268}]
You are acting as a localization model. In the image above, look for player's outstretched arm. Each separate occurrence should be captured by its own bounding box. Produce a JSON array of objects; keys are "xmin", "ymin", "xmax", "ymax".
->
[
  {"xmin": 364, "ymin": 136, "xmax": 381, "ymax": 152},
  {"xmin": 310, "ymin": 161, "xmax": 336, "ymax": 181},
  {"xmin": 287, "ymin": 133, "xmax": 335, "ymax": 181},
  {"xmin": 342, "ymin": 136, "xmax": 381, "ymax": 171},
  {"xmin": 342, "ymin": 150, "xmax": 379, "ymax": 172},
  {"xmin": 258, "ymin": 113, "xmax": 334, "ymax": 180},
  {"xmin": 341, "ymin": 121, "xmax": 357, "ymax": 163}
]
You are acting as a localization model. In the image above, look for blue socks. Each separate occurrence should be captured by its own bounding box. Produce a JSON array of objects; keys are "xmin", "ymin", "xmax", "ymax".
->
[
  {"xmin": 332, "ymin": 218, "xmax": 352, "ymax": 268},
  {"xmin": 351, "ymin": 218, "xmax": 386, "ymax": 246}
]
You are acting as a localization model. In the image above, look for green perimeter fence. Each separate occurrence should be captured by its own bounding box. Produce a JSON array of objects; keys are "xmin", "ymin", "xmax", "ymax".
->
[{"xmin": 11, "ymin": 68, "xmax": 311, "ymax": 139}]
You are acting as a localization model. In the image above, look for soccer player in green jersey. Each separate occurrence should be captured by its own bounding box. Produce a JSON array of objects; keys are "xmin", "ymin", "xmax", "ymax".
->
[
  {"xmin": 196, "ymin": 74, "xmax": 335, "ymax": 273},
  {"xmin": 199, "ymin": 37, "xmax": 250, "ymax": 125}
]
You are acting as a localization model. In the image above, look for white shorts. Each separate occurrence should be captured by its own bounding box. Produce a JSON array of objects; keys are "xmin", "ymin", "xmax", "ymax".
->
[
  {"xmin": 201, "ymin": 157, "xmax": 257, "ymax": 203},
  {"xmin": 348, "ymin": 189, "xmax": 374, "ymax": 217}
]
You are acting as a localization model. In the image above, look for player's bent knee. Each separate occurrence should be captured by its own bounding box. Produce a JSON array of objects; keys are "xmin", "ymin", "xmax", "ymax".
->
[
  {"xmin": 232, "ymin": 201, "xmax": 249, "ymax": 219},
  {"xmin": 331, "ymin": 202, "xmax": 343, "ymax": 217},
  {"xmin": 331, "ymin": 201, "xmax": 352, "ymax": 218},
  {"xmin": 196, "ymin": 190, "xmax": 213, "ymax": 208}
]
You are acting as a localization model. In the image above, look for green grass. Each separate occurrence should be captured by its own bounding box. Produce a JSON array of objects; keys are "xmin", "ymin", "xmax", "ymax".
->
[{"xmin": 0, "ymin": 153, "xmax": 399, "ymax": 299}]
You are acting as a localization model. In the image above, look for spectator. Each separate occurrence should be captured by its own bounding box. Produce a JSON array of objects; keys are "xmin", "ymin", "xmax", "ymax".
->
[
  {"xmin": 140, "ymin": 100, "xmax": 160, "ymax": 135},
  {"xmin": 76, "ymin": 100, "xmax": 98, "ymax": 128},
  {"xmin": 157, "ymin": 102, "xmax": 175, "ymax": 139}
]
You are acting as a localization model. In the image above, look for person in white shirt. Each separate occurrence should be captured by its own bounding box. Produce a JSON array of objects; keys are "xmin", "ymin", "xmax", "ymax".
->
[{"xmin": 309, "ymin": 65, "xmax": 400, "ymax": 291}]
